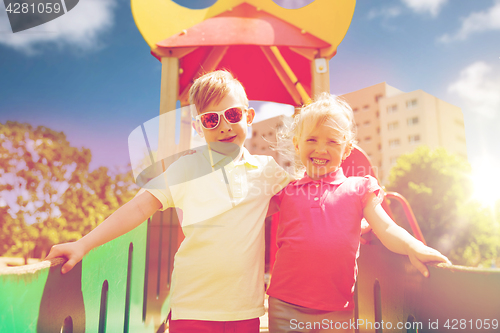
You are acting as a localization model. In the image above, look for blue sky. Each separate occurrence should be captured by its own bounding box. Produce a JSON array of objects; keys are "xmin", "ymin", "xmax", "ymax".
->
[{"xmin": 1, "ymin": 0, "xmax": 499, "ymax": 179}]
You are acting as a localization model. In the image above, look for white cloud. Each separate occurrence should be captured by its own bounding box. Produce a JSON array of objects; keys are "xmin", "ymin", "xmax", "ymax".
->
[
  {"xmin": 402, "ymin": 0, "xmax": 447, "ymax": 16},
  {"xmin": 367, "ymin": 0, "xmax": 444, "ymax": 24},
  {"xmin": 448, "ymin": 61, "xmax": 500, "ymax": 119},
  {"xmin": 367, "ymin": 7, "xmax": 402, "ymax": 20},
  {"xmin": 0, "ymin": 0, "xmax": 116, "ymax": 55},
  {"xmin": 439, "ymin": 1, "xmax": 500, "ymax": 43}
]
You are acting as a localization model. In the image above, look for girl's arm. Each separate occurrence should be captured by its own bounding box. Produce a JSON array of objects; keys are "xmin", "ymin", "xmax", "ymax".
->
[
  {"xmin": 363, "ymin": 193, "xmax": 451, "ymax": 277},
  {"xmin": 45, "ymin": 191, "xmax": 162, "ymax": 274}
]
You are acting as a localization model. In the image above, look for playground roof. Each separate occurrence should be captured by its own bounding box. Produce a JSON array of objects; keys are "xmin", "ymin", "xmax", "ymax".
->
[
  {"xmin": 154, "ymin": 3, "xmax": 329, "ymax": 105},
  {"xmin": 132, "ymin": 0, "xmax": 356, "ymax": 105}
]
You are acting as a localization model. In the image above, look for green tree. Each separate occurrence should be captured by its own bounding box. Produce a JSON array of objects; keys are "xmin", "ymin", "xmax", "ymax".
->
[
  {"xmin": 0, "ymin": 121, "xmax": 138, "ymax": 263},
  {"xmin": 386, "ymin": 146, "xmax": 499, "ymax": 267},
  {"xmin": 54, "ymin": 165, "xmax": 138, "ymax": 242},
  {"xmin": 448, "ymin": 200, "xmax": 500, "ymax": 267}
]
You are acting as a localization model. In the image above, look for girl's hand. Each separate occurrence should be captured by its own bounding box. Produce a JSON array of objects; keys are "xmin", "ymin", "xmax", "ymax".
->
[
  {"xmin": 407, "ymin": 241, "xmax": 452, "ymax": 278},
  {"xmin": 45, "ymin": 241, "xmax": 86, "ymax": 274},
  {"xmin": 363, "ymin": 194, "xmax": 451, "ymax": 277}
]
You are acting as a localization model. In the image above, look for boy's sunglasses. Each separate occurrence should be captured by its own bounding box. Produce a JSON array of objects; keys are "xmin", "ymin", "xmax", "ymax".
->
[{"xmin": 195, "ymin": 106, "xmax": 251, "ymax": 130}]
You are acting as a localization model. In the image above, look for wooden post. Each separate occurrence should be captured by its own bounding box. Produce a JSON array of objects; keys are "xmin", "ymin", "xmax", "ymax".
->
[
  {"xmin": 178, "ymin": 103, "xmax": 193, "ymax": 151},
  {"xmin": 159, "ymin": 57, "xmax": 179, "ymax": 116},
  {"xmin": 311, "ymin": 57, "xmax": 330, "ymax": 98},
  {"xmin": 158, "ymin": 57, "xmax": 180, "ymax": 166},
  {"xmin": 147, "ymin": 57, "xmax": 187, "ymax": 331}
]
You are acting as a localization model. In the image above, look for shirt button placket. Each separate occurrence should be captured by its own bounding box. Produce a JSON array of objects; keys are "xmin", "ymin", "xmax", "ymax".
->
[{"xmin": 311, "ymin": 182, "xmax": 321, "ymax": 207}]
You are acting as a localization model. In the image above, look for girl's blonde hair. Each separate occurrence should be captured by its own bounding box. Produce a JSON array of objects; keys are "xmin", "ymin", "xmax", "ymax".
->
[{"xmin": 275, "ymin": 93, "xmax": 357, "ymax": 178}]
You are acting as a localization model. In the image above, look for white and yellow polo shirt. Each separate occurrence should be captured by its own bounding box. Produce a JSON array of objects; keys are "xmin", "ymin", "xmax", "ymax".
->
[{"xmin": 144, "ymin": 147, "xmax": 292, "ymax": 321}]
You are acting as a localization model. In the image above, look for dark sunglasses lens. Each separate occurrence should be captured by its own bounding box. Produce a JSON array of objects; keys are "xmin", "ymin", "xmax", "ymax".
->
[
  {"xmin": 224, "ymin": 108, "xmax": 243, "ymax": 123},
  {"xmin": 201, "ymin": 113, "xmax": 220, "ymax": 129}
]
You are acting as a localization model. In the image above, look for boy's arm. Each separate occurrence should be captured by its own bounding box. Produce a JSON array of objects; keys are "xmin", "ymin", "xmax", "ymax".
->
[
  {"xmin": 363, "ymin": 193, "xmax": 451, "ymax": 277},
  {"xmin": 266, "ymin": 194, "xmax": 281, "ymax": 217},
  {"xmin": 46, "ymin": 191, "xmax": 162, "ymax": 273}
]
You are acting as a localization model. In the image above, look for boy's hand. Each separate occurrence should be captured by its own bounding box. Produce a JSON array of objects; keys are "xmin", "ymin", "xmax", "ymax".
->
[
  {"xmin": 407, "ymin": 241, "xmax": 451, "ymax": 278},
  {"xmin": 45, "ymin": 241, "xmax": 86, "ymax": 274},
  {"xmin": 181, "ymin": 149, "xmax": 197, "ymax": 157}
]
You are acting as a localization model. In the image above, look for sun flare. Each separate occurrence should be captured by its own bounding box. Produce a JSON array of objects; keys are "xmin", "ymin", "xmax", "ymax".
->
[{"xmin": 470, "ymin": 157, "xmax": 500, "ymax": 207}]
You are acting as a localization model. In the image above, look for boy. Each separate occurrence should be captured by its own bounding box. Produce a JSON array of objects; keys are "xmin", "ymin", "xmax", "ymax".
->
[{"xmin": 46, "ymin": 70, "xmax": 293, "ymax": 333}]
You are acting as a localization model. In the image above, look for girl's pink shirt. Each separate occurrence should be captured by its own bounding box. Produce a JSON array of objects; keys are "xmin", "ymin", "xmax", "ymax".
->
[{"xmin": 267, "ymin": 168, "xmax": 384, "ymax": 311}]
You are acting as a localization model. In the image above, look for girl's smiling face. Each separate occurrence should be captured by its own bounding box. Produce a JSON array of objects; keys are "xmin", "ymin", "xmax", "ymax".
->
[{"xmin": 293, "ymin": 119, "xmax": 352, "ymax": 180}]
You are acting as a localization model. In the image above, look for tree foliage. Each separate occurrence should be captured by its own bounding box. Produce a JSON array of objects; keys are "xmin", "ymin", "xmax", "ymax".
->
[
  {"xmin": 386, "ymin": 146, "xmax": 500, "ymax": 267},
  {"xmin": 0, "ymin": 121, "xmax": 138, "ymax": 263}
]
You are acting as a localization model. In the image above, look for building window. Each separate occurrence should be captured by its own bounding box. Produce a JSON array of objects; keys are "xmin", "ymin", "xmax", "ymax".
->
[
  {"xmin": 377, "ymin": 127, "xmax": 380, "ymax": 134},
  {"xmin": 407, "ymin": 117, "xmax": 419, "ymax": 126},
  {"xmin": 390, "ymin": 156, "xmax": 399, "ymax": 165},
  {"xmin": 389, "ymin": 139, "xmax": 400, "ymax": 148},
  {"xmin": 376, "ymin": 111, "xmax": 380, "ymax": 118},
  {"xmin": 253, "ymin": 130, "xmax": 257, "ymax": 136},
  {"xmin": 388, "ymin": 121, "xmax": 399, "ymax": 130},
  {"xmin": 406, "ymin": 99, "xmax": 418, "ymax": 109},
  {"xmin": 365, "ymin": 136, "xmax": 372, "ymax": 142},
  {"xmin": 387, "ymin": 104, "xmax": 398, "ymax": 113},
  {"xmin": 378, "ymin": 144, "xmax": 381, "ymax": 150},
  {"xmin": 353, "ymin": 107, "xmax": 359, "ymax": 113},
  {"xmin": 375, "ymin": 94, "xmax": 383, "ymax": 102},
  {"xmin": 363, "ymin": 121, "xmax": 370, "ymax": 127},
  {"xmin": 455, "ymin": 119, "xmax": 464, "ymax": 127},
  {"xmin": 408, "ymin": 134, "xmax": 420, "ymax": 144},
  {"xmin": 363, "ymin": 105, "xmax": 370, "ymax": 111}
]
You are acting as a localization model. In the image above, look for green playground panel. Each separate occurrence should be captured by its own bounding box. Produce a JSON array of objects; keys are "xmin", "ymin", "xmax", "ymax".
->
[{"xmin": 0, "ymin": 220, "xmax": 171, "ymax": 333}]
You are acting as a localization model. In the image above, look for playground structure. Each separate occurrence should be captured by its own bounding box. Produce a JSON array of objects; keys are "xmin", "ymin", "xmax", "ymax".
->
[{"xmin": 1, "ymin": 1, "xmax": 500, "ymax": 332}]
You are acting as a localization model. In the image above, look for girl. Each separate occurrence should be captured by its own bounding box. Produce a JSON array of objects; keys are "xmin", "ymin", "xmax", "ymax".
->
[{"xmin": 267, "ymin": 93, "xmax": 450, "ymax": 333}]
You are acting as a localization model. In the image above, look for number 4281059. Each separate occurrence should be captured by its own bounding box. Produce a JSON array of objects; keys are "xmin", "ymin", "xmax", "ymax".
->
[
  {"xmin": 5, "ymin": 2, "xmax": 62, "ymax": 14},
  {"xmin": 444, "ymin": 319, "xmax": 498, "ymax": 330}
]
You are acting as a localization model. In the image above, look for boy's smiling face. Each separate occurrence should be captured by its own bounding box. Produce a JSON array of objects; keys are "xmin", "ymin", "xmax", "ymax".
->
[{"xmin": 197, "ymin": 89, "xmax": 255, "ymax": 152}]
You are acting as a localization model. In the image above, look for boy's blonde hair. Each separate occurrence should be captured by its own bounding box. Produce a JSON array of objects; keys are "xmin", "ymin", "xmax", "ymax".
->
[
  {"xmin": 276, "ymin": 93, "xmax": 357, "ymax": 178},
  {"xmin": 189, "ymin": 70, "xmax": 249, "ymax": 114}
]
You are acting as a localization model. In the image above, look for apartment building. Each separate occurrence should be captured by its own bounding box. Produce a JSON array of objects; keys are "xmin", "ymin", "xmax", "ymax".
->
[
  {"xmin": 341, "ymin": 82, "xmax": 405, "ymax": 180},
  {"xmin": 379, "ymin": 90, "xmax": 467, "ymax": 181},
  {"xmin": 241, "ymin": 83, "xmax": 467, "ymax": 185},
  {"xmin": 341, "ymin": 83, "xmax": 467, "ymax": 184}
]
